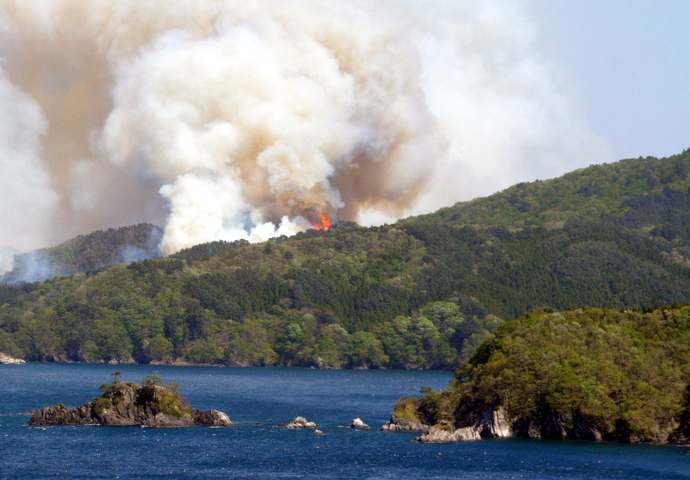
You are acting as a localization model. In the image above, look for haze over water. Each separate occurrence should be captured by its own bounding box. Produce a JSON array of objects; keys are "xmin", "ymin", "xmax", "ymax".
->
[{"xmin": 1, "ymin": 364, "xmax": 688, "ymax": 479}]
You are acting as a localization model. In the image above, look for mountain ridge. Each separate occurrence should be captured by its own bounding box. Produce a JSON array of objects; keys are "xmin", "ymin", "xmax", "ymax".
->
[{"xmin": 1, "ymin": 150, "xmax": 690, "ymax": 368}]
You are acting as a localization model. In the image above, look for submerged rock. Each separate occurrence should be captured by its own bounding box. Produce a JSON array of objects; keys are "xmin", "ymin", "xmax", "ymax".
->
[
  {"xmin": 380, "ymin": 416, "xmax": 430, "ymax": 432},
  {"xmin": 284, "ymin": 417, "xmax": 317, "ymax": 429},
  {"xmin": 349, "ymin": 418, "xmax": 369, "ymax": 429},
  {"xmin": 26, "ymin": 381, "xmax": 231, "ymax": 428},
  {"xmin": 0, "ymin": 352, "xmax": 25, "ymax": 364}
]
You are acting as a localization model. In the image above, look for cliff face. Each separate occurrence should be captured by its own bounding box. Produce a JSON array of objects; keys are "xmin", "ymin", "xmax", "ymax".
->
[{"xmin": 27, "ymin": 382, "xmax": 231, "ymax": 428}]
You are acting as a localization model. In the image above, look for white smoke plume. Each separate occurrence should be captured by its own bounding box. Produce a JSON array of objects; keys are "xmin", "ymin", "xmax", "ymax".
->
[
  {"xmin": 0, "ymin": 66, "xmax": 59, "ymax": 253},
  {"xmin": 0, "ymin": 0, "xmax": 609, "ymax": 255}
]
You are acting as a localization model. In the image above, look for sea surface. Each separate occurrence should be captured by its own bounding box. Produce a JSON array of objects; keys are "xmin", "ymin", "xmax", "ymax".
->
[{"xmin": 1, "ymin": 363, "xmax": 688, "ymax": 479}]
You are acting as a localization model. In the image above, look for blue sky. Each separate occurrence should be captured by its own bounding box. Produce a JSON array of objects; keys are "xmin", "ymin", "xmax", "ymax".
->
[{"xmin": 526, "ymin": 0, "xmax": 690, "ymax": 160}]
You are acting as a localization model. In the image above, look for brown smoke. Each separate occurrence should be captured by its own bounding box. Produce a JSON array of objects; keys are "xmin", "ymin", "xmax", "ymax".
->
[
  {"xmin": 0, "ymin": 0, "xmax": 444, "ymax": 254},
  {"xmin": 0, "ymin": 0, "xmax": 609, "ymax": 258}
]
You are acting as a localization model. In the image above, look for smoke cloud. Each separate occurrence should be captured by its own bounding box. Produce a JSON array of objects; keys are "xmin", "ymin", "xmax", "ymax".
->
[
  {"xmin": 0, "ymin": 66, "xmax": 59, "ymax": 253},
  {"xmin": 0, "ymin": 0, "xmax": 609, "ymax": 256}
]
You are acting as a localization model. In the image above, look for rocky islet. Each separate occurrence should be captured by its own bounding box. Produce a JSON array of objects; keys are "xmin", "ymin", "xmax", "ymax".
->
[{"xmin": 26, "ymin": 379, "xmax": 231, "ymax": 428}]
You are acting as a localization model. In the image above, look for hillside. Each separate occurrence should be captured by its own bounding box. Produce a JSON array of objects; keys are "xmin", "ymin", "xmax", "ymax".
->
[
  {"xmin": 1, "ymin": 150, "xmax": 690, "ymax": 368},
  {"xmin": 410, "ymin": 151, "xmax": 690, "ymax": 229},
  {"xmin": 404, "ymin": 150, "xmax": 690, "ymax": 318},
  {"xmin": 394, "ymin": 306, "xmax": 690, "ymax": 444},
  {"xmin": 0, "ymin": 224, "xmax": 163, "ymax": 284}
]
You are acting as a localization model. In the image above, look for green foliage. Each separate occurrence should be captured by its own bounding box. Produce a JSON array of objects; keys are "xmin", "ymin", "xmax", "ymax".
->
[
  {"xmin": 145, "ymin": 336, "xmax": 172, "ymax": 362},
  {"xmin": 679, "ymin": 384, "xmax": 690, "ymax": 438},
  {"xmin": 92, "ymin": 396, "xmax": 111, "ymax": 414},
  {"xmin": 142, "ymin": 373, "xmax": 162, "ymax": 387},
  {"xmin": 0, "ymin": 328, "xmax": 23, "ymax": 358},
  {"xmin": 392, "ymin": 397, "xmax": 420, "ymax": 421}
]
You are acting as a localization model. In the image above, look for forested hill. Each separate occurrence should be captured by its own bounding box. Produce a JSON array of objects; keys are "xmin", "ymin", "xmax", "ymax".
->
[
  {"xmin": 1, "ymin": 150, "xmax": 690, "ymax": 368},
  {"xmin": 0, "ymin": 224, "xmax": 162, "ymax": 284},
  {"xmin": 403, "ymin": 149, "xmax": 690, "ymax": 318}
]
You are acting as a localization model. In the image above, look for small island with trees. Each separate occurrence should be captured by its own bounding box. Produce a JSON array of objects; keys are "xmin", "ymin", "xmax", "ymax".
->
[
  {"xmin": 383, "ymin": 306, "xmax": 690, "ymax": 445},
  {"xmin": 26, "ymin": 372, "xmax": 232, "ymax": 428}
]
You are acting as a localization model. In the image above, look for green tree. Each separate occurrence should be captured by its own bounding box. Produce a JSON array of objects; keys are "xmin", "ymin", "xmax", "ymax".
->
[
  {"xmin": 145, "ymin": 335, "xmax": 173, "ymax": 362},
  {"xmin": 142, "ymin": 372, "xmax": 162, "ymax": 386}
]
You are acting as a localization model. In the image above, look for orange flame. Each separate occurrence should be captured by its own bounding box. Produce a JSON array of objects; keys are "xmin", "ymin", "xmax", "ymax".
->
[
  {"xmin": 309, "ymin": 214, "xmax": 332, "ymax": 231},
  {"xmin": 321, "ymin": 214, "xmax": 332, "ymax": 231}
]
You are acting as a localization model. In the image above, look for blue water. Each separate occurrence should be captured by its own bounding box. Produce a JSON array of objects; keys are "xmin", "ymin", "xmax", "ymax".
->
[{"xmin": 0, "ymin": 364, "xmax": 688, "ymax": 479}]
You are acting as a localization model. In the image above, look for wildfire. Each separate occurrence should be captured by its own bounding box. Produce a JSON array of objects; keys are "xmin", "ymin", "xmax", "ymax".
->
[{"xmin": 309, "ymin": 213, "xmax": 332, "ymax": 231}]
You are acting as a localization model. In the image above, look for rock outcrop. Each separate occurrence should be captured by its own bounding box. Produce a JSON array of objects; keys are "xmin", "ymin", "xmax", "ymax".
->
[
  {"xmin": 313, "ymin": 429, "xmax": 324, "ymax": 436},
  {"xmin": 0, "ymin": 352, "xmax": 25, "ymax": 364},
  {"xmin": 477, "ymin": 406, "xmax": 512, "ymax": 438},
  {"xmin": 381, "ymin": 406, "xmax": 513, "ymax": 443},
  {"xmin": 414, "ymin": 425, "xmax": 481, "ymax": 443},
  {"xmin": 284, "ymin": 417, "xmax": 317, "ymax": 429},
  {"xmin": 349, "ymin": 418, "xmax": 369, "ymax": 429},
  {"xmin": 26, "ymin": 381, "xmax": 231, "ymax": 427},
  {"xmin": 380, "ymin": 416, "xmax": 430, "ymax": 432}
]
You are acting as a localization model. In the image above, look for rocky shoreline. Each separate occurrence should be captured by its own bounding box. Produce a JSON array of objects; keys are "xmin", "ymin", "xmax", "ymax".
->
[
  {"xmin": 0, "ymin": 352, "xmax": 25, "ymax": 364},
  {"xmin": 378, "ymin": 406, "xmax": 512, "ymax": 443},
  {"xmin": 385, "ymin": 404, "xmax": 690, "ymax": 445},
  {"xmin": 380, "ymin": 416, "xmax": 430, "ymax": 432}
]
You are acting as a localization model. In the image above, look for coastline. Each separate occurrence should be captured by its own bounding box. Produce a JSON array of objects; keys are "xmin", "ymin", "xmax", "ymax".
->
[{"xmin": 5, "ymin": 358, "xmax": 453, "ymax": 371}]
